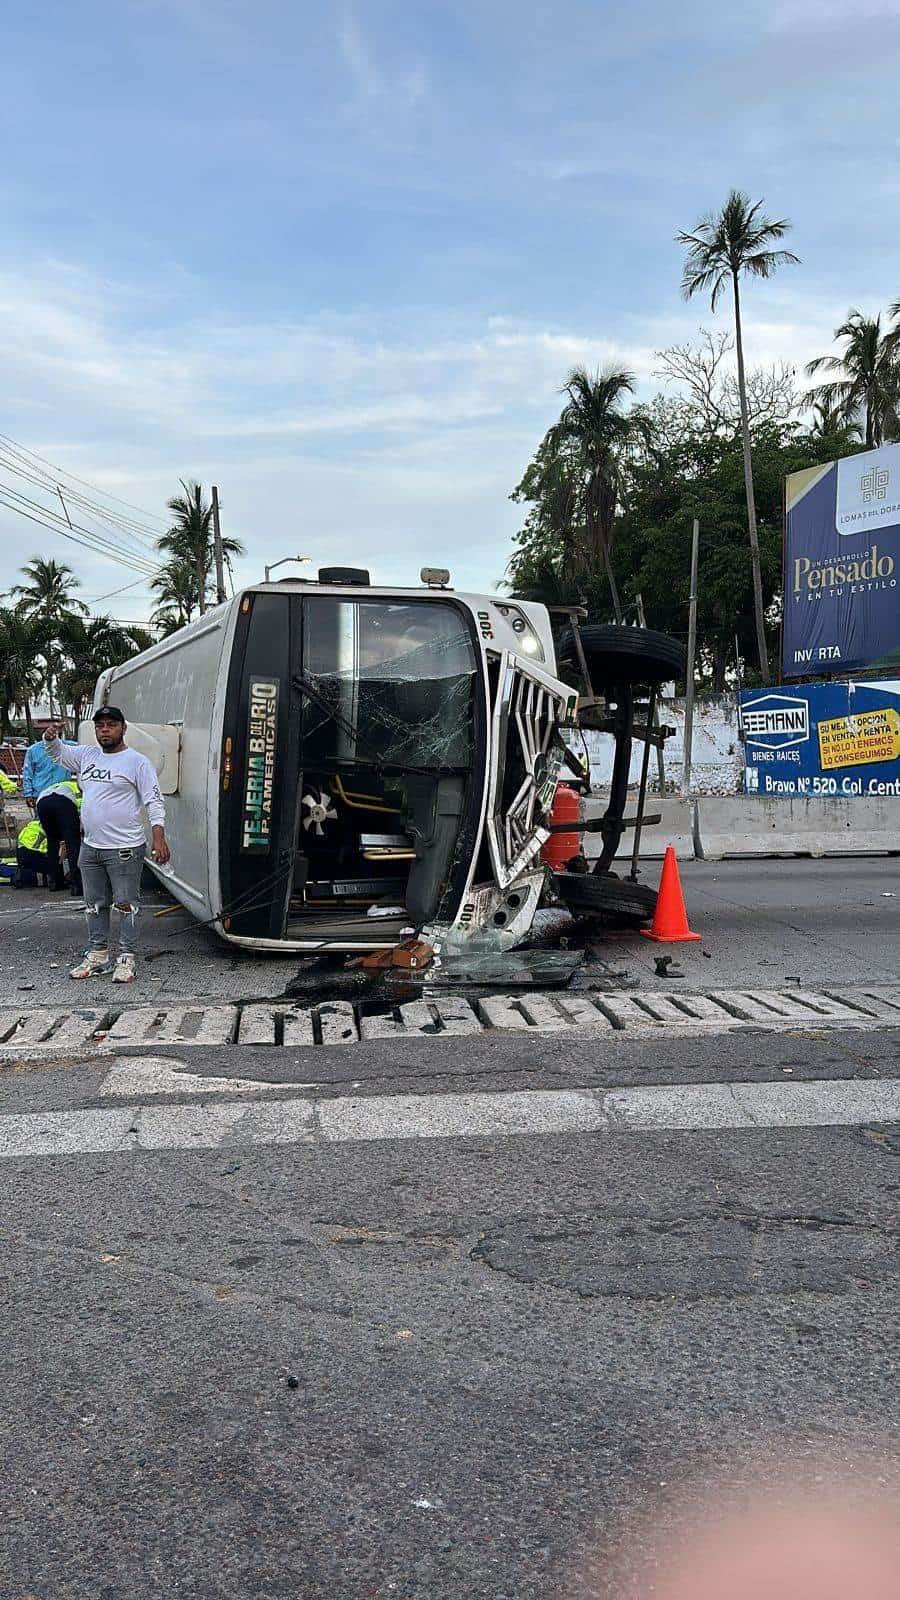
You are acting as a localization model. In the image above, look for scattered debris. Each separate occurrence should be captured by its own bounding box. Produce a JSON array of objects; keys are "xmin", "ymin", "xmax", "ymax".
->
[
  {"xmin": 346, "ymin": 938, "xmax": 434, "ymax": 973},
  {"xmin": 429, "ymin": 945, "xmax": 583, "ymax": 989},
  {"xmin": 654, "ymin": 954, "xmax": 684, "ymax": 979},
  {"xmin": 286, "ymin": 1375, "xmax": 299, "ymax": 1389}
]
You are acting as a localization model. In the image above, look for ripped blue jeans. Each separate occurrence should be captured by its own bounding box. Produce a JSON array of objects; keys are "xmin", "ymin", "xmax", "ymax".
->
[{"xmin": 78, "ymin": 844, "xmax": 144, "ymax": 955}]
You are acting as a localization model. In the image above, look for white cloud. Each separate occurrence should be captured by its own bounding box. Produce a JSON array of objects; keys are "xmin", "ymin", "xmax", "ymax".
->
[
  {"xmin": 1, "ymin": 254, "xmax": 894, "ymax": 615},
  {"xmin": 338, "ymin": 11, "xmax": 383, "ymax": 97},
  {"xmin": 336, "ymin": 9, "xmax": 427, "ymax": 109}
]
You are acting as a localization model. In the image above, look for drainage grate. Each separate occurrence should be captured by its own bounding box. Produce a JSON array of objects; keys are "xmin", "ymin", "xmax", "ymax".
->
[{"xmin": 0, "ymin": 987, "xmax": 899, "ymax": 1052}]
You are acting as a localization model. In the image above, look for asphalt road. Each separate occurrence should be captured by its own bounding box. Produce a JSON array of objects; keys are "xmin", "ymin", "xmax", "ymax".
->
[
  {"xmin": 2, "ymin": 1020, "xmax": 898, "ymax": 1599},
  {"xmin": 2, "ymin": 856, "xmax": 899, "ymax": 1007}
]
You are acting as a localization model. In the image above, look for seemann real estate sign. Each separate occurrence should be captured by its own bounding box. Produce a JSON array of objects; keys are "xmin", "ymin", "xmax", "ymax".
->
[
  {"xmin": 783, "ymin": 442, "xmax": 900, "ymax": 678},
  {"xmin": 738, "ymin": 680, "xmax": 900, "ymax": 797}
]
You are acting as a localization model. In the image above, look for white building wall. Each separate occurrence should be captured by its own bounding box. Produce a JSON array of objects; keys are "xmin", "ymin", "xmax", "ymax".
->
[{"xmin": 576, "ymin": 694, "xmax": 743, "ymax": 796}]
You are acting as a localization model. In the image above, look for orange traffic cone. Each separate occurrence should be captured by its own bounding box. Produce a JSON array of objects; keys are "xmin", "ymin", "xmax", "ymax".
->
[{"xmin": 640, "ymin": 845, "xmax": 700, "ymax": 943}]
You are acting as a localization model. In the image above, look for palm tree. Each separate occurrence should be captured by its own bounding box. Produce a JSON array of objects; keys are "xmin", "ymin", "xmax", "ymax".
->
[
  {"xmin": 677, "ymin": 191, "xmax": 799, "ymax": 678},
  {"xmin": 806, "ymin": 310, "xmax": 900, "ymax": 449},
  {"xmin": 56, "ymin": 614, "xmax": 148, "ymax": 726},
  {"xmin": 156, "ymin": 481, "xmax": 244, "ymax": 619},
  {"xmin": 0, "ymin": 607, "xmax": 46, "ymax": 740},
  {"xmin": 505, "ymin": 554, "xmax": 583, "ymax": 608},
  {"xmin": 149, "ymin": 558, "xmax": 199, "ymax": 634},
  {"xmin": 547, "ymin": 366, "xmax": 652, "ymax": 620},
  {"xmin": 127, "ymin": 626, "xmax": 154, "ymax": 654},
  {"xmin": 808, "ymin": 397, "xmax": 861, "ymax": 443},
  {"xmin": 11, "ymin": 556, "xmax": 88, "ymax": 716}
]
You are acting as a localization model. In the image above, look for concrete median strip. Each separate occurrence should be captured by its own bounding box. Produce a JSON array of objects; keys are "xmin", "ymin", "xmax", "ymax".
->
[
  {"xmin": 1, "ymin": 985, "xmax": 900, "ymax": 1059},
  {"xmin": 0, "ymin": 1076, "xmax": 897, "ymax": 1159},
  {"xmin": 695, "ymin": 796, "xmax": 900, "ymax": 860}
]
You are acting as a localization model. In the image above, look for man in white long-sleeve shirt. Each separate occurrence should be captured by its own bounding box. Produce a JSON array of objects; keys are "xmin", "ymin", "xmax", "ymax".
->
[{"xmin": 43, "ymin": 706, "xmax": 171, "ymax": 983}]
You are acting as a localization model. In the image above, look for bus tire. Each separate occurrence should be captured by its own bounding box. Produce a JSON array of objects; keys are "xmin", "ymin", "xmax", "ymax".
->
[
  {"xmin": 554, "ymin": 869, "xmax": 657, "ymax": 923},
  {"xmin": 558, "ymin": 624, "xmax": 683, "ymax": 687}
]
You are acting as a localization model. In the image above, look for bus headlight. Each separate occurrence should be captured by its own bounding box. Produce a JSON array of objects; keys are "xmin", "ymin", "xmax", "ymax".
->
[{"xmin": 496, "ymin": 604, "xmax": 545, "ymax": 661}]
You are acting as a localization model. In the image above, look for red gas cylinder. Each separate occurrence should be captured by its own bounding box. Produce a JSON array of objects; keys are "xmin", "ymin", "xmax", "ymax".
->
[{"xmin": 541, "ymin": 783, "xmax": 581, "ymax": 871}]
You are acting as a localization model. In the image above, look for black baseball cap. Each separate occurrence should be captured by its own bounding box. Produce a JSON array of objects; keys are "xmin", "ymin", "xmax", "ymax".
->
[{"xmin": 93, "ymin": 705, "xmax": 126, "ymax": 722}]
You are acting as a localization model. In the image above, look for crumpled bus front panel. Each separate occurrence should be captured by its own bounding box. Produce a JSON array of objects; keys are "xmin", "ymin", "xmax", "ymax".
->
[{"xmin": 429, "ymin": 649, "xmax": 577, "ymax": 947}]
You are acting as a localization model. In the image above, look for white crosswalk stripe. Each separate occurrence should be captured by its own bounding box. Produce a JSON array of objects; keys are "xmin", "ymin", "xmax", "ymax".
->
[{"xmin": 0, "ymin": 1076, "xmax": 897, "ymax": 1160}]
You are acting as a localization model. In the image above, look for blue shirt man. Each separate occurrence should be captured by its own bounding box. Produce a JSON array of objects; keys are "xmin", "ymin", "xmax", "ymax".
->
[{"xmin": 22, "ymin": 737, "xmax": 76, "ymax": 807}]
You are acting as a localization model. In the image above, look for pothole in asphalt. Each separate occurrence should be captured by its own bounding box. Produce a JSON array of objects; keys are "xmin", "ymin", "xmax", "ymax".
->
[{"xmin": 471, "ymin": 1211, "xmax": 894, "ymax": 1300}]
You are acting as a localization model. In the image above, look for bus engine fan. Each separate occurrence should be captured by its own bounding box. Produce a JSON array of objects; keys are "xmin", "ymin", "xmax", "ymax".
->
[{"xmin": 301, "ymin": 788, "xmax": 338, "ymax": 836}]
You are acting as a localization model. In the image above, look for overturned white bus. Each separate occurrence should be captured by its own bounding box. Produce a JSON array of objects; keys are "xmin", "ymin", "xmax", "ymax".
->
[{"xmin": 85, "ymin": 569, "xmax": 578, "ymax": 953}]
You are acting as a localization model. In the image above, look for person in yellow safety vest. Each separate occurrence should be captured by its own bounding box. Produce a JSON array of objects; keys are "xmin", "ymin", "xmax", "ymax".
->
[
  {"xmin": 0, "ymin": 768, "xmax": 18, "ymax": 794},
  {"xmin": 15, "ymin": 780, "xmax": 82, "ymax": 891},
  {"xmin": 15, "ymin": 815, "xmax": 53, "ymax": 888},
  {"xmin": 36, "ymin": 777, "xmax": 83, "ymax": 894}
]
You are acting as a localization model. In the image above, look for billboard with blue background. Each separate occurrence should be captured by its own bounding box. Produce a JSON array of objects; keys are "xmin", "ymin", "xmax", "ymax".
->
[
  {"xmin": 738, "ymin": 680, "xmax": 900, "ymax": 798},
  {"xmin": 783, "ymin": 442, "xmax": 900, "ymax": 678}
]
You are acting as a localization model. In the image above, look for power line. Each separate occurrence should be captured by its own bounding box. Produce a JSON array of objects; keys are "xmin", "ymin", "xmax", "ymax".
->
[
  {"xmin": 0, "ymin": 432, "xmax": 168, "ymax": 541},
  {"xmin": 0, "ymin": 482, "xmax": 161, "ymax": 576},
  {"xmin": 0, "ymin": 447, "xmax": 161, "ymax": 557},
  {"xmin": 0, "ymin": 436, "xmax": 233, "ymax": 624},
  {"xmin": 0, "ymin": 448, "xmax": 161, "ymax": 550},
  {"xmin": 85, "ymin": 574, "xmax": 157, "ymax": 604},
  {"xmin": 0, "ymin": 479, "xmax": 160, "ymax": 572}
]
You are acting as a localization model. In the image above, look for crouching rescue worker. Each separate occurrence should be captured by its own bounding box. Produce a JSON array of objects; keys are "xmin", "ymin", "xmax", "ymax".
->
[
  {"xmin": 42, "ymin": 707, "xmax": 171, "ymax": 983},
  {"xmin": 35, "ymin": 778, "xmax": 83, "ymax": 893},
  {"xmin": 14, "ymin": 815, "xmax": 54, "ymax": 888}
]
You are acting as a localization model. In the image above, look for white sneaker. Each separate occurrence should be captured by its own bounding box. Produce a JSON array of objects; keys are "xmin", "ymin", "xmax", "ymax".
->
[
  {"xmin": 112, "ymin": 953, "xmax": 137, "ymax": 984},
  {"xmin": 70, "ymin": 949, "xmax": 111, "ymax": 980}
]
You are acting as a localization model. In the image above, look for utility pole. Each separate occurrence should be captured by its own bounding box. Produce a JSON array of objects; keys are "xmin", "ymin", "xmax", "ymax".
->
[
  {"xmin": 636, "ymin": 592, "xmax": 666, "ymax": 797},
  {"xmin": 211, "ymin": 485, "xmax": 226, "ymax": 606},
  {"xmin": 682, "ymin": 517, "xmax": 700, "ymax": 795}
]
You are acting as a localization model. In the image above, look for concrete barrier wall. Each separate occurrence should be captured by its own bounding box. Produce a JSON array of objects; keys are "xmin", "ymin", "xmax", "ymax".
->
[
  {"xmin": 578, "ymin": 795, "xmax": 900, "ymax": 862},
  {"xmin": 696, "ymin": 796, "xmax": 900, "ymax": 859},
  {"xmin": 582, "ymin": 798, "xmax": 697, "ymax": 861}
]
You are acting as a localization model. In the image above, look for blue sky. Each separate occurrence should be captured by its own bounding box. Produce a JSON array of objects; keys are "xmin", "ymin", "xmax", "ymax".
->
[{"xmin": 2, "ymin": 0, "xmax": 899, "ymax": 619}]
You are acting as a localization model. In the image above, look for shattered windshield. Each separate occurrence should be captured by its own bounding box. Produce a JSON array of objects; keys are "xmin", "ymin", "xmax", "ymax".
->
[{"xmin": 300, "ymin": 599, "xmax": 477, "ymax": 770}]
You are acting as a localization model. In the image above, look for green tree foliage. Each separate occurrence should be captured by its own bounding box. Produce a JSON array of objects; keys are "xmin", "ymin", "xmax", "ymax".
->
[
  {"xmin": 677, "ymin": 190, "xmax": 800, "ymax": 679},
  {"xmin": 56, "ymin": 615, "xmax": 152, "ymax": 727},
  {"xmin": 150, "ymin": 558, "xmax": 199, "ymax": 635},
  {"xmin": 11, "ymin": 556, "xmax": 88, "ymax": 717},
  {"xmin": 0, "ymin": 606, "xmax": 46, "ymax": 739},
  {"xmin": 806, "ymin": 309, "xmax": 900, "ymax": 448},
  {"xmin": 545, "ymin": 367, "xmax": 652, "ymax": 617},
  {"xmin": 607, "ymin": 412, "xmax": 858, "ymax": 690},
  {"xmin": 0, "ymin": 559, "xmax": 149, "ymax": 735},
  {"xmin": 152, "ymin": 480, "xmax": 243, "ymax": 625},
  {"xmin": 506, "ymin": 342, "xmax": 864, "ymax": 691},
  {"xmin": 506, "ymin": 368, "xmax": 650, "ymax": 619}
]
